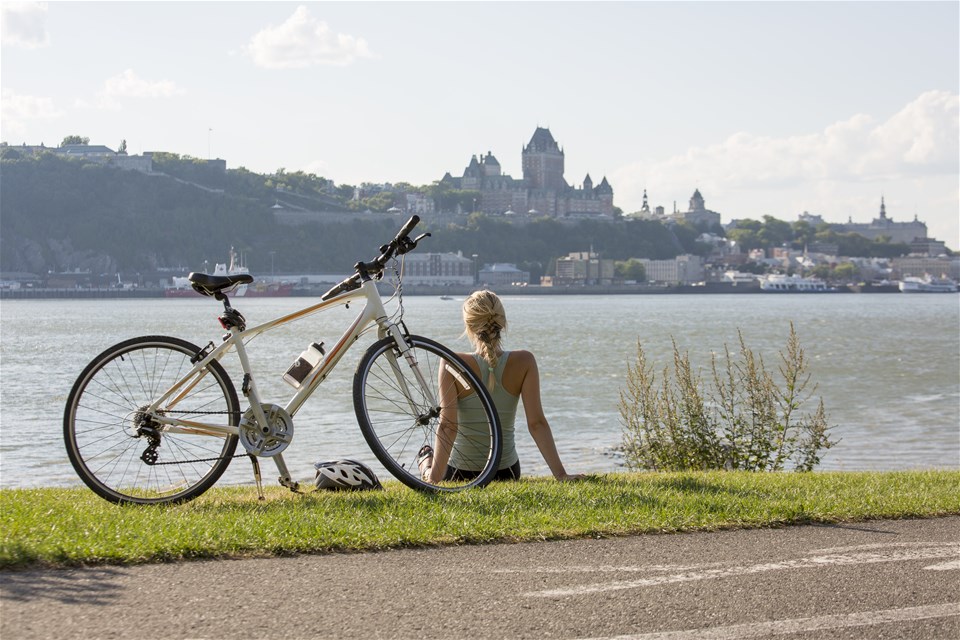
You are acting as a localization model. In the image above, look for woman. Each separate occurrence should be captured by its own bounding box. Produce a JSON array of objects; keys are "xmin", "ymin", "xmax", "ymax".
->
[{"xmin": 419, "ymin": 290, "xmax": 583, "ymax": 483}]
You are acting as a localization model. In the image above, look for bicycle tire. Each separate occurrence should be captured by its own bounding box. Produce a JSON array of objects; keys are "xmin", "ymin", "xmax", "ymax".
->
[
  {"xmin": 354, "ymin": 335, "xmax": 502, "ymax": 492},
  {"xmin": 63, "ymin": 335, "xmax": 240, "ymax": 505}
]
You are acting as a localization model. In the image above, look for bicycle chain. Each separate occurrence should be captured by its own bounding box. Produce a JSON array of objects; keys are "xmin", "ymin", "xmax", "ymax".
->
[{"xmin": 142, "ymin": 408, "xmax": 246, "ymax": 466}]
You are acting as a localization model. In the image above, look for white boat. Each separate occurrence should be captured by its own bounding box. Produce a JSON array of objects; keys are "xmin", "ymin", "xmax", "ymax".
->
[
  {"xmin": 166, "ymin": 247, "xmax": 251, "ymax": 297},
  {"xmin": 722, "ymin": 271, "xmax": 759, "ymax": 285},
  {"xmin": 898, "ymin": 275, "xmax": 958, "ymax": 293},
  {"xmin": 759, "ymin": 274, "xmax": 836, "ymax": 292}
]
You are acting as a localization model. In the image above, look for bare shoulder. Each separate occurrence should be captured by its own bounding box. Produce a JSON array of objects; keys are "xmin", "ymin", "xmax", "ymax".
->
[
  {"xmin": 507, "ymin": 349, "xmax": 537, "ymax": 368},
  {"xmin": 454, "ymin": 351, "xmax": 481, "ymax": 378},
  {"xmin": 502, "ymin": 350, "xmax": 542, "ymax": 397},
  {"xmin": 503, "ymin": 350, "xmax": 538, "ymax": 388}
]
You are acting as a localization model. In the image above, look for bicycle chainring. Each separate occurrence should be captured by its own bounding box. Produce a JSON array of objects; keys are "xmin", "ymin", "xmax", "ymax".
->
[{"xmin": 238, "ymin": 404, "xmax": 294, "ymax": 457}]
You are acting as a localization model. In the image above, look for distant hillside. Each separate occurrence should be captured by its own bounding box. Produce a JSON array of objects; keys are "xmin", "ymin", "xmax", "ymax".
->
[{"xmin": 0, "ymin": 151, "xmax": 687, "ymax": 277}]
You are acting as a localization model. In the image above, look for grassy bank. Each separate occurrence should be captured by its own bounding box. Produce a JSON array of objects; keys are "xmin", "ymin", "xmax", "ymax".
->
[{"xmin": 2, "ymin": 470, "xmax": 958, "ymax": 569}]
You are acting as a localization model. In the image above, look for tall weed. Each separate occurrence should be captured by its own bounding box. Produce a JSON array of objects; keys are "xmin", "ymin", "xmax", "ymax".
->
[{"xmin": 620, "ymin": 323, "xmax": 835, "ymax": 472}]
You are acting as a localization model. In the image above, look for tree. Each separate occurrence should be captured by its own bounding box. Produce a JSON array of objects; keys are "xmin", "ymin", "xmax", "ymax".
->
[
  {"xmin": 615, "ymin": 258, "xmax": 647, "ymax": 282},
  {"xmin": 758, "ymin": 215, "xmax": 793, "ymax": 248},
  {"xmin": 832, "ymin": 263, "xmax": 858, "ymax": 282},
  {"xmin": 792, "ymin": 220, "xmax": 816, "ymax": 248},
  {"xmin": 60, "ymin": 135, "xmax": 90, "ymax": 146},
  {"xmin": 118, "ymin": 139, "xmax": 128, "ymax": 155},
  {"xmin": 727, "ymin": 227, "xmax": 762, "ymax": 252}
]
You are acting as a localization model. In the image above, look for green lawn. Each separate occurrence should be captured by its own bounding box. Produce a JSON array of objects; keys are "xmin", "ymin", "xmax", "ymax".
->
[{"xmin": 2, "ymin": 470, "xmax": 957, "ymax": 569}]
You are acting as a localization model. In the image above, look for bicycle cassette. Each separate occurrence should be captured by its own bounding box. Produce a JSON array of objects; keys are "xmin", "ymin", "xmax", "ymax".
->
[{"xmin": 239, "ymin": 404, "xmax": 294, "ymax": 457}]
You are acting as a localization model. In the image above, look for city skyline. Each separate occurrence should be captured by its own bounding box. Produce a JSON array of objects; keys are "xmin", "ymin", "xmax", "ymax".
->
[{"xmin": 2, "ymin": 2, "xmax": 957, "ymax": 244}]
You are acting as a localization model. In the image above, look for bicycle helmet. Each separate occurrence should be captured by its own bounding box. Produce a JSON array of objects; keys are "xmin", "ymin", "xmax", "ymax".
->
[{"xmin": 313, "ymin": 459, "xmax": 382, "ymax": 491}]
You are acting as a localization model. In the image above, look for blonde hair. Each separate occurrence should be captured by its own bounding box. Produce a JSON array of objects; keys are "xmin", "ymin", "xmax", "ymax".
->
[{"xmin": 462, "ymin": 290, "xmax": 507, "ymax": 389}]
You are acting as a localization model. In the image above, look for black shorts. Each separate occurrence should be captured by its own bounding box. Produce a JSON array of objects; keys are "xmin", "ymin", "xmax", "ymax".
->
[{"xmin": 445, "ymin": 460, "xmax": 521, "ymax": 482}]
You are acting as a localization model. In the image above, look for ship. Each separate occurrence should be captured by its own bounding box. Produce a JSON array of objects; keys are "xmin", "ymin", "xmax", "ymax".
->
[
  {"xmin": 898, "ymin": 275, "xmax": 958, "ymax": 293},
  {"xmin": 758, "ymin": 274, "xmax": 837, "ymax": 293},
  {"xmin": 165, "ymin": 247, "xmax": 295, "ymax": 298}
]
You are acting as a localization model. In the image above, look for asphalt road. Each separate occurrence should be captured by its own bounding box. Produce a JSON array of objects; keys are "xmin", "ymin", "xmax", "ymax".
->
[{"xmin": 2, "ymin": 517, "xmax": 958, "ymax": 639}]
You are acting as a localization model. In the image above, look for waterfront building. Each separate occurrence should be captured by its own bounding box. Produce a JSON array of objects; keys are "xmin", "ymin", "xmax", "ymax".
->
[
  {"xmin": 397, "ymin": 252, "xmax": 474, "ymax": 286},
  {"xmin": 440, "ymin": 127, "xmax": 615, "ymax": 219},
  {"xmin": 892, "ymin": 256, "xmax": 960, "ymax": 280},
  {"xmin": 638, "ymin": 255, "xmax": 704, "ymax": 285},
  {"xmin": 553, "ymin": 251, "xmax": 616, "ymax": 285},
  {"xmin": 478, "ymin": 263, "xmax": 530, "ymax": 286}
]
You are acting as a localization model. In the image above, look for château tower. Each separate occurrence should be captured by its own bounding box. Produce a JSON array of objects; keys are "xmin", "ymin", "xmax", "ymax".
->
[
  {"xmin": 441, "ymin": 126, "xmax": 614, "ymax": 219},
  {"xmin": 522, "ymin": 127, "xmax": 566, "ymax": 191}
]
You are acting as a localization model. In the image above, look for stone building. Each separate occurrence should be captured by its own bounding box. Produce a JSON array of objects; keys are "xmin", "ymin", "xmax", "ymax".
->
[
  {"xmin": 553, "ymin": 251, "xmax": 616, "ymax": 285},
  {"xmin": 399, "ymin": 252, "xmax": 474, "ymax": 286},
  {"xmin": 478, "ymin": 263, "xmax": 530, "ymax": 286},
  {"xmin": 639, "ymin": 255, "xmax": 705, "ymax": 285},
  {"xmin": 671, "ymin": 189, "xmax": 722, "ymax": 228},
  {"xmin": 892, "ymin": 256, "xmax": 960, "ymax": 280},
  {"xmin": 440, "ymin": 127, "xmax": 615, "ymax": 219},
  {"xmin": 840, "ymin": 198, "xmax": 927, "ymax": 244}
]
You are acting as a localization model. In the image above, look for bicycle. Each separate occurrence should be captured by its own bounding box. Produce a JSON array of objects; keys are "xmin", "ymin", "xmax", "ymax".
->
[{"xmin": 63, "ymin": 216, "xmax": 503, "ymax": 504}]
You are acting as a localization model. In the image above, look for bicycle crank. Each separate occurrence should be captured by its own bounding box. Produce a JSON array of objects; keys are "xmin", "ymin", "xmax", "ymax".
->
[{"xmin": 239, "ymin": 404, "xmax": 294, "ymax": 457}]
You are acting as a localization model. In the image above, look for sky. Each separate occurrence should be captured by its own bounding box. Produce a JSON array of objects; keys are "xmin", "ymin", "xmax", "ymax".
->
[{"xmin": 2, "ymin": 1, "xmax": 958, "ymax": 245}]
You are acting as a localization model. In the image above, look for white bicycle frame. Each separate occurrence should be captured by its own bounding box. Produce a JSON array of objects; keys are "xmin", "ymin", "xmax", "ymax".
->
[{"xmin": 144, "ymin": 276, "xmax": 428, "ymax": 490}]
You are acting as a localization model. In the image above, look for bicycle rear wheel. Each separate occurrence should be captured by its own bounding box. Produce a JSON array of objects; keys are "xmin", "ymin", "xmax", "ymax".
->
[
  {"xmin": 63, "ymin": 335, "xmax": 240, "ymax": 504},
  {"xmin": 354, "ymin": 335, "xmax": 502, "ymax": 492}
]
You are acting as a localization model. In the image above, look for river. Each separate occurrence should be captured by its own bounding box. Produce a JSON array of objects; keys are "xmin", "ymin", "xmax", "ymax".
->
[{"xmin": 1, "ymin": 293, "xmax": 957, "ymax": 489}]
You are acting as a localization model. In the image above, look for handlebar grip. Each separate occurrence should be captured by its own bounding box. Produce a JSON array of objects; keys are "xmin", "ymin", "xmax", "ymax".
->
[{"xmin": 396, "ymin": 215, "xmax": 420, "ymax": 241}]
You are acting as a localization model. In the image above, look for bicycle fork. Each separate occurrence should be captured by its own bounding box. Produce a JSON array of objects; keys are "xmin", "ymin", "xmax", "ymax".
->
[{"xmin": 382, "ymin": 326, "xmax": 441, "ymax": 426}]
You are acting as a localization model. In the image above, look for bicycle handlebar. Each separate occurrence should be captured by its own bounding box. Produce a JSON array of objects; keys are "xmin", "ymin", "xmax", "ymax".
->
[{"xmin": 321, "ymin": 216, "xmax": 430, "ymax": 301}]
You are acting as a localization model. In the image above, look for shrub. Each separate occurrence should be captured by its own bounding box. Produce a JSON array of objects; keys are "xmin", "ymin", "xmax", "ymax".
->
[{"xmin": 619, "ymin": 323, "xmax": 835, "ymax": 472}]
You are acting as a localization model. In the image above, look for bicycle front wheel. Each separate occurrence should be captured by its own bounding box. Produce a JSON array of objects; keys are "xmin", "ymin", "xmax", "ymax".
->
[
  {"xmin": 354, "ymin": 335, "xmax": 502, "ymax": 492},
  {"xmin": 63, "ymin": 335, "xmax": 241, "ymax": 505}
]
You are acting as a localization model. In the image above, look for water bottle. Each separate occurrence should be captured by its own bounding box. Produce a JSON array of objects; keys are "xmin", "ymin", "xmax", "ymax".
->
[{"xmin": 283, "ymin": 342, "xmax": 325, "ymax": 388}]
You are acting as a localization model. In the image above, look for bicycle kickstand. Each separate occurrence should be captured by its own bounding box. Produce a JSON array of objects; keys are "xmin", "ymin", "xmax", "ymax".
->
[{"xmin": 249, "ymin": 454, "xmax": 265, "ymax": 501}]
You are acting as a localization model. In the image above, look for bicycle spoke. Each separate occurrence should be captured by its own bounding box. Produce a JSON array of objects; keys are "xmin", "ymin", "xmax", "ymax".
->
[
  {"xmin": 355, "ymin": 336, "xmax": 501, "ymax": 492},
  {"xmin": 65, "ymin": 336, "xmax": 239, "ymax": 504}
]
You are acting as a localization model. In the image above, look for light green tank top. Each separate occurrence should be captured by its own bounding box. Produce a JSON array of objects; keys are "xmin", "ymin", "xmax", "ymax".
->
[{"xmin": 449, "ymin": 352, "xmax": 519, "ymax": 472}]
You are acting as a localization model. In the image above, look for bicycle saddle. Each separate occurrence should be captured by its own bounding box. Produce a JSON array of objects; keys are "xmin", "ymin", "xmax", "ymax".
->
[{"xmin": 187, "ymin": 272, "xmax": 254, "ymax": 297}]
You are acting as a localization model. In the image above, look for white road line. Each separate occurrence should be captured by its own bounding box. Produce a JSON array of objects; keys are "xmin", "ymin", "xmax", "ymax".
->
[
  {"xmin": 575, "ymin": 602, "xmax": 960, "ymax": 640},
  {"xmin": 493, "ymin": 564, "xmax": 719, "ymax": 575},
  {"xmin": 925, "ymin": 559, "xmax": 960, "ymax": 571},
  {"xmin": 812, "ymin": 541, "xmax": 957, "ymax": 554},
  {"xmin": 526, "ymin": 544, "xmax": 960, "ymax": 598}
]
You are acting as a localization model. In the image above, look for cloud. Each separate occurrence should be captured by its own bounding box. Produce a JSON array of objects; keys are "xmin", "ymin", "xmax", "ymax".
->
[
  {"xmin": 862, "ymin": 90, "xmax": 959, "ymax": 175},
  {"xmin": 300, "ymin": 159, "xmax": 331, "ymax": 176},
  {"xmin": 245, "ymin": 5, "xmax": 373, "ymax": 69},
  {"xmin": 101, "ymin": 69, "xmax": 185, "ymax": 100},
  {"xmin": 1, "ymin": 88, "xmax": 63, "ymax": 138},
  {"xmin": 613, "ymin": 90, "xmax": 960, "ymax": 211},
  {"xmin": 1, "ymin": 2, "xmax": 49, "ymax": 49},
  {"xmin": 76, "ymin": 69, "xmax": 186, "ymax": 110}
]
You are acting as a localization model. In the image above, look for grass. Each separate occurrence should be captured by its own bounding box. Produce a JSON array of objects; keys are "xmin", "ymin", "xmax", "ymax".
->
[{"xmin": 2, "ymin": 470, "xmax": 958, "ymax": 569}]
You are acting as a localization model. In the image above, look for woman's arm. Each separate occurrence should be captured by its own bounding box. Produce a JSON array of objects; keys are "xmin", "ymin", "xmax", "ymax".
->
[
  {"xmin": 427, "ymin": 360, "xmax": 460, "ymax": 483},
  {"xmin": 518, "ymin": 352, "xmax": 584, "ymax": 481}
]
